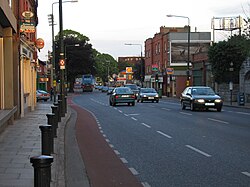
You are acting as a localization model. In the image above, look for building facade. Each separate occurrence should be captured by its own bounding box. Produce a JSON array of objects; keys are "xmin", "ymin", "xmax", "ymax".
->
[
  {"xmin": 0, "ymin": 0, "xmax": 39, "ymax": 131},
  {"xmin": 144, "ymin": 26, "xmax": 211, "ymax": 97}
]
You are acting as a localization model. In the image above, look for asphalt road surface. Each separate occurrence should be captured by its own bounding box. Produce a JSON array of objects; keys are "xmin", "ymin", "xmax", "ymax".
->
[{"xmin": 71, "ymin": 90, "xmax": 250, "ymax": 187}]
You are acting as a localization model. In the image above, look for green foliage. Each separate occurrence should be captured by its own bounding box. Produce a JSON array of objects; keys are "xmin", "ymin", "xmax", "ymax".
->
[
  {"xmin": 208, "ymin": 35, "xmax": 249, "ymax": 83},
  {"xmin": 93, "ymin": 53, "xmax": 118, "ymax": 82}
]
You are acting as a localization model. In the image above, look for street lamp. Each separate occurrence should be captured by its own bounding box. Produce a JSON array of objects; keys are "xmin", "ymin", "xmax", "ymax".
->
[
  {"xmin": 124, "ymin": 43, "xmax": 144, "ymax": 86},
  {"xmin": 48, "ymin": 0, "xmax": 78, "ymax": 102},
  {"xmin": 64, "ymin": 44, "xmax": 80, "ymax": 89},
  {"xmin": 58, "ymin": 0, "xmax": 78, "ymax": 116},
  {"xmin": 167, "ymin": 14, "xmax": 190, "ymax": 86}
]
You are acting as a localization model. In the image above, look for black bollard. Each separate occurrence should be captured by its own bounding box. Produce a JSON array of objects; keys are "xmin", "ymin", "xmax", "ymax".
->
[
  {"xmin": 30, "ymin": 155, "xmax": 53, "ymax": 187},
  {"xmin": 39, "ymin": 125, "xmax": 53, "ymax": 155},
  {"xmin": 58, "ymin": 99, "xmax": 65, "ymax": 117},
  {"xmin": 46, "ymin": 113, "xmax": 57, "ymax": 139},
  {"xmin": 53, "ymin": 102, "xmax": 61, "ymax": 122},
  {"xmin": 51, "ymin": 105, "xmax": 59, "ymax": 129},
  {"xmin": 64, "ymin": 96, "xmax": 67, "ymax": 114}
]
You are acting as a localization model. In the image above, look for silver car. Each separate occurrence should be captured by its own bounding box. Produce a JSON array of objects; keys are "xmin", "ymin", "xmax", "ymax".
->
[{"xmin": 137, "ymin": 88, "xmax": 159, "ymax": 103}]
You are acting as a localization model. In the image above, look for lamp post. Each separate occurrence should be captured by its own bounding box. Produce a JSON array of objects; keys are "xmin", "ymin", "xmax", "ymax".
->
[
  {"xmin": 64, "ymin": 44, "xmax": 80, "ymax": 90},
  {"xmin": 48, "ymin": 0, "xmax": 78, "ymax": 102},
  {"xmin": 166, "ymin": 14, "xmax": 190, "ymax": 86},
  {"xmin": 124, "ymin": 43, "xmax": 144, "ymax": 86}
]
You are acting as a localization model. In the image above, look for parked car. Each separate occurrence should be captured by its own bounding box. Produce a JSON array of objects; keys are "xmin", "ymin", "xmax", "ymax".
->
[
  {"xmin": 180, "ymin": 86, "xmax": 223, "ymax": 112},
  {"xmin": 109, "ymin": 87, "xmax": 136, "ymax": 106},
  {"xmin": 124, "ymin": 84, "xmax": 140, "ymax": 98},
  {"xmin": 36, "ymin": 90, "xmax": 50, "ymax": 102},
  {"xmin": 137, "ymin": 88, "xmax": 159, "ymax": 103}
]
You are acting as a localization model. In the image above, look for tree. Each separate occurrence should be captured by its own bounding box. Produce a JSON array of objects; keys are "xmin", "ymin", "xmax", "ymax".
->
[
  {"xmin": 208, "ymin": 34, "xmax": 250, "ymax": 84},
  {"xmin": 54, "ymin": 30, "xmax": 95, "ymax": 92},
  {"xmin": 93, "ymin": 52, "xmax": 118, "ymax": 83}
]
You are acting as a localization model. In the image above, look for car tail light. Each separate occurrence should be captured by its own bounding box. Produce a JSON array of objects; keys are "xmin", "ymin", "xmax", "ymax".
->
[
  {"xmin": 115, "ymin": 95, "xmax": 119, "ymax": 99},
  {"xmin": 131, "ymin": 95, "xmax": 135, "ymax": 98}
]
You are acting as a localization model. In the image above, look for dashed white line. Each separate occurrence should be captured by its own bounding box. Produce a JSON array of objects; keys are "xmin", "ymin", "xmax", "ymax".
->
[
  {"xmin": 179, "ymin": 112, "xmax": 192, "ymax": 116},
  {"xmin": 100, "ymin": 130, "xmax": 104, "ymax": 133},
  {"xmin": 242, "ymin": 172, "xmax": 250, "ymax": 177},
  {"xmin": 157, "ymin": 131, "xmax": 172, "ymax": 139},
  {"xmin": 129, "ymin": 168, "xmax": 139, "ymax": 175},
  {"xmin": 124, "ymin": 114, "xmax": 129, "ymax": 117},
  {"xmin": 161, "ymin": 108, "xmax": 170, "ymax": 111},
  {"xmin": 109, "ymin": 144, "xmax": 114, "ymax": 148},
  {"xmin": 207, "ymin": 118, "xmax": 229, "ymax": 124},
  {"xmin": 114, "ymin": 150, "xmax": 120, "ymax": 155},
  {"xmin": 131, "ymin": 117, "xmax": 137, "ymax": 121},
  {"xmin": 141, "ymin": 123, "xmax": 151, "ymax": 128},
  {"xmin": 236, "ymin": 112, "xmax": 250, "ymax": 116},
  {"xmin": 105, "ymin": 139, "xmax": 110, "ymax": 142},
  {"xmin": 185, "ymin": 145, "xmax": 211, "ymax": 157},
  {"xmin": 120, "ymin": 158, "xmax": 128, "ymax": 164},
  {"xmin": 142, "ymin": 182, "xmax": 151, "ymax": 187},
  {"xmin": 118, "ymin": 110, "xmax": 123, "ymax": 113},
  {"xmin": 103, "ymin": 134, "xmax": 107, "ymax": 138}
]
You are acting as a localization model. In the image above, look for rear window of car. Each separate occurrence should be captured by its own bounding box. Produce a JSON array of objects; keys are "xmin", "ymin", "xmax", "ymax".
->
[
  {"xmin": 141, "ymin": 88, "xmax": 156, "ymax": 93},
  {"xmin": 116, "ymin": 88, "xmax": 133, "ymax": 94},
  {"xmin": 124, "ymin": 84, "xmax": 138, "ymax": 90}
]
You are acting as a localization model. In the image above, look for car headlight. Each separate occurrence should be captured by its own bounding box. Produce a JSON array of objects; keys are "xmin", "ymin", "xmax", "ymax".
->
[
  {"xmin": 155, "ymin": 94, "xmax": 159, "ymax": 97},
  {"xmin": 197, "ymin": 99, "xmax": 205, "ymax": 103},
  {"xmin": 215, "ymin": 99, "xmax": 222, "ymax": 103},
  {"xmin": 143, "ymin": 94, "xmax": 147, "ymax": 97}
]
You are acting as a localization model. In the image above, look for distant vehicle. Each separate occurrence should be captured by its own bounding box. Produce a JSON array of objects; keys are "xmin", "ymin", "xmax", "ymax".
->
[
  {"xmin": 109, "ymin": 87, "xmax": 136, "ymax": 106},
  {"xmin": 82, "ymin": 74, "xmax": 95, "ymax": 92},
  {"xmin": 137, "ymin": 88, "xmax": 159, "ymax": 103},
  {"xmin": 124, "ymin": 84, "xmax": 139, "ymax": 98},
  {"xmin": 180, "ymin": 86, "xmax": 223, "ymax": 112},
  {"xmin": 36, "ymin": 90, "xmax": 50, "ymax": 102}
]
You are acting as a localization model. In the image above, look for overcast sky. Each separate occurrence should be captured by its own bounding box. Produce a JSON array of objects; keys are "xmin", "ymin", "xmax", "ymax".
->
[{"xmin": 37, "ymin": 0, "xmax": 249, "ymax": 61}]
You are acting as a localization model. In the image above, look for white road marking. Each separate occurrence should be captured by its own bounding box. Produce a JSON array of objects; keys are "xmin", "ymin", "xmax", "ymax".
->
[
  {"xmin": 109, "ymin": 144, "xmax": 114, "ymax": 148},
  {"xmin": 103, "ymin": 134, "xmax": 107, "ymax": 138},
  {"xmin": 120, "ymin": 158, "xmax": 128, "ymax": 164},
  {"xmin": 141, "ymin": 123, "xmax": 151, "ymax": 128},
  {"xmin": 100, "ymin": 130, "xmax": 104, "ymax": 133},
  {"xmin": 129, "ymin": 168, "xmax": 139, "ymax": 175},
  {"xmin": 98, "ymin": 126, "xmax": 102, "ymax": 129},
  {"xmin": 185, "ymin": 145, "xmax": 212, "ymax": 157},
  {"xmin": 161, "ymin": 108, "xmax": 170, "ymax": 111},
  {"xmin": 142, "ymin": 182, "xmax": 151, "ymax": 187},
  {"xmin": 208, "ymin": 118, "xmax": 229, "ymax": 124},
  {"xmin": 118, "ymin": 110, "xmax": 123, "ymax": 113},
  {"xmin": 105, "ymin": 139, "xmax": 110, "ymax": 142},
  {"xmin": 127, "ymin": 113, "xmax": 140, "ymax": 116},
  {"xmin": 242, "ymin": 172, "xmax": 250, "ymax": 177},
  {"xmin": 236, "ymin": 112, "xmax": 250, "ymax": 116},
  {"xmin": 157, "ymin": 131, "xmax": 172, "ymax": 139},
  {"xmin": 179, "ymin": 112, "xmax": 192, "ymax": 116},
  {"xmin": 131, "ymin": 117, "xmax": 137, "ymax": 121},
  {"xmin": 124, "ymin": 114, "xmax": 129, "ymax": 117},
  {"xmin": 114, "ymin": 150, "xmax": 120, "ymax": 155}
]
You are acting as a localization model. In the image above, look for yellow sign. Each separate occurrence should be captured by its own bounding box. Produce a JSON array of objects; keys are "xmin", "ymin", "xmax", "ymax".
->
[{"xmin": 126, "ymin": 67, "xmax": 132, "ymax": 73}]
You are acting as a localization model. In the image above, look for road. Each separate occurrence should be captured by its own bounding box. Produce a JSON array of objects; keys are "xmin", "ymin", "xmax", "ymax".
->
[{"xmin": 71, "ymin": 90, "xmax": 250, "ymax": 187}]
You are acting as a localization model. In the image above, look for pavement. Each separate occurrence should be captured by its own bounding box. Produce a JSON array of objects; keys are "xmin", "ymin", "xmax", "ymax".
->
[{"xmin": 0, "ymin": 96, "xmax": 249, "ymax": 187}]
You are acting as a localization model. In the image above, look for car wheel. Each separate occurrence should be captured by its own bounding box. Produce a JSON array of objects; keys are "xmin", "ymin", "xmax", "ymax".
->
[
  {"xmin": 217, "ymin": 107, "xmax": 222, "ymax": 112},
  {"xmin": 109, "ymin": 101, "xmax": 112, "ymax": 106},
  {"xmin": 156, "ymin": 100, "xmax": 159, "ymax": 103},
  {"xmin": 141, "ymin": 100, "xmax": 143, "ymax": 103},
  {"xmin": 128, "ymin": 103, "xmax": 130, "ymax": 106},
  {"xmin": 137, "ymin": 99, "xmax": 139, "ymax": 102},
  {"xmin": 190, "ymin": 102, "xmax": 195, "ymax": 111},
  {"xmin": 181, "ymin": 101, "xmax": 186, "ymax": 110},
  {"xmin": 132, "ymin": 102, "xmax": 135, "ymax": 106},
  {"xmin": 152, "ymin": 100, "xmax": 154, "ymax": 103},
  {"xmin": 112, "ymin": 102, "xmax": 116, "ymax": 106}
]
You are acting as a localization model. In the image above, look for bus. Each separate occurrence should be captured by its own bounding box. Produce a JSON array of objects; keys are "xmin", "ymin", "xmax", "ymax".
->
[{"xmin": 82, "ymin": 74, "xmax": 95, "ymax": 92}]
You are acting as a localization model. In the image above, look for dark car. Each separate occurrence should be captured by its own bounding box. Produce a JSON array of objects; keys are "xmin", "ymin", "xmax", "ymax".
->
[
  {"xmin": 124, "ymin": 84, "xmax": 139, "ymax": 98},
  {"xmin": 109, "ymin": 87, "xmax": 136, "ymax": 106},
  {"xmin": 137, "ymin": 88, "xmax": 159, "ymax": 103},
  {"xmin": 36, "ymin": 90, "xmax": 50, "ymax": 102},
  {"xmin": 180, "ymin": 86, "xmax": 223, "ymax": 112}
]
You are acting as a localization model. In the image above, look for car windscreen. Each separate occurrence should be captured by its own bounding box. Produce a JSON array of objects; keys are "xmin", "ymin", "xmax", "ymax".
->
[
  {"xmin": 141, "ymin": 88, "xmax": 156, "ymax": 93},
  {"xmin": 191, "ymin": 88, "xmax": 215, "ymax": 95}
]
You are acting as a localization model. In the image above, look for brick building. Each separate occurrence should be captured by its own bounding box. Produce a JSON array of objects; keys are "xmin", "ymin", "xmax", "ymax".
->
[{"xmin": 144, "ymin": 26, "xmax": 211, "ymax": 97}]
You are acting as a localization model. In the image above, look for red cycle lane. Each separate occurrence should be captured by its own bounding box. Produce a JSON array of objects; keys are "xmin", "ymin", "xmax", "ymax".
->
[{"xmin": 70, "ymin": 102, "xmax": 143, "ymax": 187}]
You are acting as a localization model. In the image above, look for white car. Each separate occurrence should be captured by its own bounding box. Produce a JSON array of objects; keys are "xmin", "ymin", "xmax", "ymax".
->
[{"xmin": 36, "ymin": 90, "xmax": 50, "ymax": 101}]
